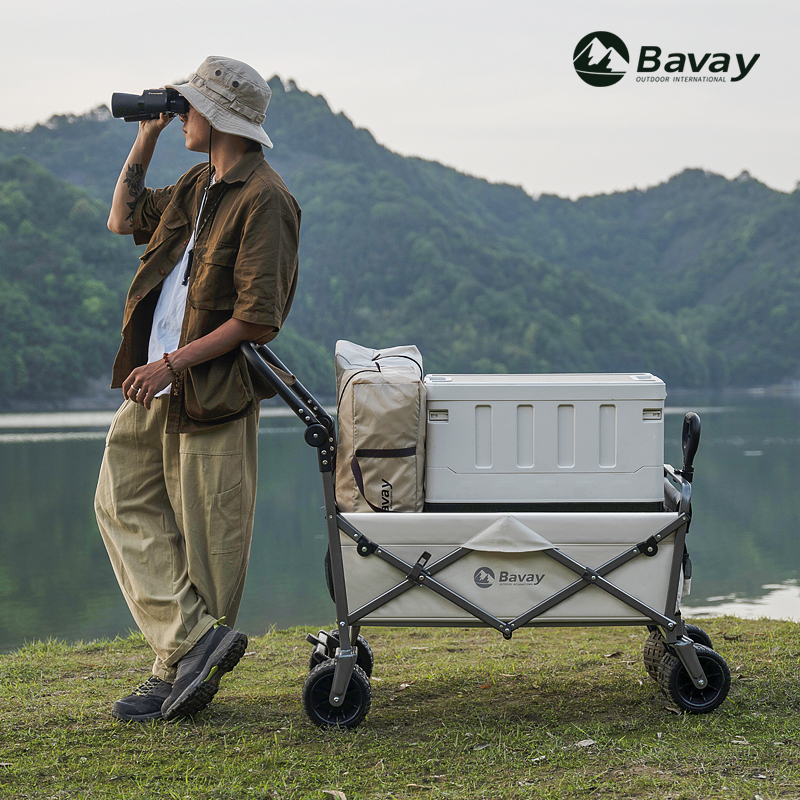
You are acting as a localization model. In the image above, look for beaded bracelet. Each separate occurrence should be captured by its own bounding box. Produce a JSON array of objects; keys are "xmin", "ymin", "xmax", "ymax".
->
[
  {"xmin": 163, "ymin": 353, "xmax": 182, "ymax": 395},
  {"xmin": 162, "ymin": 353, "xmax": 180, "ymax": 378}
]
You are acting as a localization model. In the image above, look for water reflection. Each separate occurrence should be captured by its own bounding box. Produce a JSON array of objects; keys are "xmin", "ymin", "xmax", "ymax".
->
[
  {"xmin": 0, "ymin": 414, "xmax": 335, "ymax": 654},
  {"xmin": 0, "ymin": 411, "xmax": 116, "ymax": 429},
  {"xmin": 0, "ymin": 394, "xmax": 798, "ymax": 654},
  {"xmin": 685, "ymin": 580, "xmax": 800, "ymax": 620},
  {"xmin": 665, "ymin": 394, "xmax": 800, "ymax": 618}
]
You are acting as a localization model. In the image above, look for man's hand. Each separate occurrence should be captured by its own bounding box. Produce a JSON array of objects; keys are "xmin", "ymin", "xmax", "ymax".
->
[
  {"xmin": 139, "ymin": 113, "xmax": 174, "ymax": 138},
  {"xmin": 121, "ymin": 319, "xmax": 276, "ymax": 411},
  {"xmin": 122, "ymin": 359, "xmax": 173, "ymax": 410}
]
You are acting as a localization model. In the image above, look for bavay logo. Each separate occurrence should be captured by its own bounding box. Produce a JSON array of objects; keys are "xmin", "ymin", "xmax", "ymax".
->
[
  {"xmin": 636, "ymin": 48, "xmax": 759, "ymax": 83},
  {"xmin": 474, "ymin": 567, "xmax": 495, "ymax": 589},
  {"xmin": 573, "ymin": 31, "xmax": 629, "ymax": 87},
  {"xmin": 474, "ymin": 567, "xmax": 545, "ymax": 589},
  {"xmin": 381, "ymin": 478, "xmax": 392, "ymax": 511},
  {"xmin": 574, "ymin": 31, "xmax": 760, "ymax": 86}
]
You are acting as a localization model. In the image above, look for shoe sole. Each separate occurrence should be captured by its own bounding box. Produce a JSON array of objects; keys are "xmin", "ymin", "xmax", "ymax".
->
[
  {"xmin": 162, "ymin": 630, "xmax": 248, "ymax": 721},
  {"xmin": 111, "ymin": 708, "xmax": 163, "ymax": 723}
]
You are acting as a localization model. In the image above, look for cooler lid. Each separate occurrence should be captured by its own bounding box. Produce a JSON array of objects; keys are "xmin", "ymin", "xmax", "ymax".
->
[{"xmin": 423, "ymin": 373, "xmax": 666, "ymax": 401}]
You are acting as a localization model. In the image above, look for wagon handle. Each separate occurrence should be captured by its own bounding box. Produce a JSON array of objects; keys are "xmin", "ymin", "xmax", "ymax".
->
[
  {"xmin": 239, "ymin": 341, "xmax": 335, "ymax": 437},
  {"xmin": 681, "ymin": 412, "xmax": 701, "ymax": 483}
]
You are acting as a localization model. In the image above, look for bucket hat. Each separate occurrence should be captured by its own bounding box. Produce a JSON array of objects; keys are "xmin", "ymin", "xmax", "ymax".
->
[{"xmin": 167, "ymin": 56, "xmax": 273, "ymax": 148}]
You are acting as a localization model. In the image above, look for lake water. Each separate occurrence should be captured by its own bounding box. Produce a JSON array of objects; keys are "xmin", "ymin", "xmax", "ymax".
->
[{"xmin": 1, "ymin": 393, "xmax": 798, "ymax": 653}]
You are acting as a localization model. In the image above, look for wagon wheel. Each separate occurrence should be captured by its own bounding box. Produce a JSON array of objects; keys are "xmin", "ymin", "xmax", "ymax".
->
[
  {"xmin": 308, "ymin": 632, "xmax": 374, "ymax": 677},
  {"xmin": 302, "ymin": 659, "xmax": 372, "ymax": 729},
  {"xmin": 643, "ymin": 629, "xmax": 667, "ymax": 681},
  {"xmin": 657, "ymin": 644, "xmax": 731, "ymax": 714},
  {"xmin": 351, "ymin": 634, "xmax": 375, "ymax": 677},
  {"xmin": 684, "ymin": 624, "xmax": 713, "ymax": 650}
]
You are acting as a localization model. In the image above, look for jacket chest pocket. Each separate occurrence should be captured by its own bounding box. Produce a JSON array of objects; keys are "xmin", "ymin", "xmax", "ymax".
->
[
  {"xmin": 188, "ymin": 242, "xmax": 240, "ymax": 310},
  {"xmin": 139, "ymin": 203, "xmax": 190, "ymax": 264}
]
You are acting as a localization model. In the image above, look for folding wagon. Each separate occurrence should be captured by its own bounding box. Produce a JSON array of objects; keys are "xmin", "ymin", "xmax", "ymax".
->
[{"xmin": 241, "ymin": 342, "xmax": 732, "ymax": 729}]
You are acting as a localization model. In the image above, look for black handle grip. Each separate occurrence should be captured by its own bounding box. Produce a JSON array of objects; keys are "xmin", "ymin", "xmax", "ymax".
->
[
  {"xmin": 239, "ymin": 341, "xmax": 335, "ymax": 439},
  {"xmin": 682, "ymin": 412, "xmax": 701, "ymax": 478}
]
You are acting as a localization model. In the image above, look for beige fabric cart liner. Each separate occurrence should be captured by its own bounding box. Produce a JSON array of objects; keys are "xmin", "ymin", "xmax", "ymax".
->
[{"xmin": 340, "ymin": 512, "xmax": 681, "ymax": 625}]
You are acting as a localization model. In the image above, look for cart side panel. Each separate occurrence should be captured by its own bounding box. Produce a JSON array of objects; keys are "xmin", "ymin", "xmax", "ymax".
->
[{"xmin": 340, "ymin": 512, "xmax": 680, "ymax": 625}]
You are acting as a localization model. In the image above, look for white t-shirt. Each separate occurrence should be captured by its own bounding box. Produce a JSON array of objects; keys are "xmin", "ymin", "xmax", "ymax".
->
[{"xmin": 147, "ymin": 181, "xmax": 213, "ymax": 397}]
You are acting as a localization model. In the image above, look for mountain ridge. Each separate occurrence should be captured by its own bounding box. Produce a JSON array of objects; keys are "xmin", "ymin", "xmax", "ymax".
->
[{"xmin": 0, "ymin": 77, "xmax": 798, "ymax": 402}]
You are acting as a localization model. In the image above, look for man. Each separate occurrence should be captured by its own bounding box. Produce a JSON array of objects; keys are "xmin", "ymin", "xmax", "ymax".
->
[{"xmin": 95, "ymin": 56, "xmax": 300, "ymax": 722}]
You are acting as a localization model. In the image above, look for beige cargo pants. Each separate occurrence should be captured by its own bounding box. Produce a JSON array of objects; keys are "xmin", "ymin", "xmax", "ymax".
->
[{"xmin": 95, "ymin": 397, "xmax": 258, "ymax": 682}]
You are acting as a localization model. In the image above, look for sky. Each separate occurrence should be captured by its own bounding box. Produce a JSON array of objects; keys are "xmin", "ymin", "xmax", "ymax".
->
[{"xmin": 4, "ymin": 0, "xmax": 797, "ymax": 199}]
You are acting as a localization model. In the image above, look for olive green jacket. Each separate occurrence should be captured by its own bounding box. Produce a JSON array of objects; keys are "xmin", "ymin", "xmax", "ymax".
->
[{"xmin": 111, "ymin": 150, "xmax": 300, "ymax": 433}]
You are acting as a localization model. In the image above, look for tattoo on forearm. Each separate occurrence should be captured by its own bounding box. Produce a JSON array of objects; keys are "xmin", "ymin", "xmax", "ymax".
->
[{"xmin": 123, "ymin": 163, "xmax": 145, "ymax": 223}]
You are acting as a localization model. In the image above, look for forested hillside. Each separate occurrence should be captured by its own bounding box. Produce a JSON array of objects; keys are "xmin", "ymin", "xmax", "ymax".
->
[
  {"xmin": 0, "ymin": 77, "xmax": 798, "ymax": 405},
  {"xmin": 0, "ymin": 158, "xmax": 132, "ymax": 401}
]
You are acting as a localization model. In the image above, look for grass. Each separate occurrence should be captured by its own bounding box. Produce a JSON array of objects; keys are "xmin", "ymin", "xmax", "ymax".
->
[{"xmin": 0, "ymin": 618, "xmax": 798, "ymax": 799}]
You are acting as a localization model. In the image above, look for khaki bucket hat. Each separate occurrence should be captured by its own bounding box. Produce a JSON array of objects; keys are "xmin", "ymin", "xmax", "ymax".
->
[{"xmin": 167, "ymin": 56, "xmax": 273, "ymax": 148}]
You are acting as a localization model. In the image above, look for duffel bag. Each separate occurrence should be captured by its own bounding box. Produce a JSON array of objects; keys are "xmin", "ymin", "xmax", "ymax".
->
[{"xmin": 334, "ymin": 340, "xmax": 425, "ymax": 512}]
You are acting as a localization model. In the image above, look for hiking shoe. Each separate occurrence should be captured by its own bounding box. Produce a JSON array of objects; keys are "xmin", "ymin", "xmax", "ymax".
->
[
  {"xmin": 112, "ymin": 676, "xmax": 173, "ymax": 722},
  {"xmin": 161, "ymin": 624, "xmax": 248, "ymax": 721}
]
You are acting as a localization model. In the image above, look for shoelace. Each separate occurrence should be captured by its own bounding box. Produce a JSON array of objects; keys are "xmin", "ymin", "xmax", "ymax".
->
[{"xmin": 132, "ymin": 676, "xmax": 165, "ymax": 696}]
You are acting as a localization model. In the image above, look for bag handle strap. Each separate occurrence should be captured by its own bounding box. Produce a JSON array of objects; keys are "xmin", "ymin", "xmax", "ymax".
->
[{"xmin": 373, "ymin": 353, "xmax": 423, "ymax": 379}]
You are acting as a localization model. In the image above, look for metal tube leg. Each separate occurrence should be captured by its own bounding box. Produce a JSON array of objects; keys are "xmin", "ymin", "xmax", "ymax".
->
[
  {"xmin": 673, "ymin": 638, "xmax": 709, "ymax": 689},
  {"xmin": 329, "ymin": 650, "xmax": 358, "ymax": 706},
  {"xmin": 319, "ymin": 471, "xmax": 359, "ymax": 706}
]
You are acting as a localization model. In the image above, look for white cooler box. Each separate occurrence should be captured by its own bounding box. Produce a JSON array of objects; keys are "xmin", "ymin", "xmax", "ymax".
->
[{"xmin": 424, "ymin": 373, "xmax": 666, "ymax": 510}]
